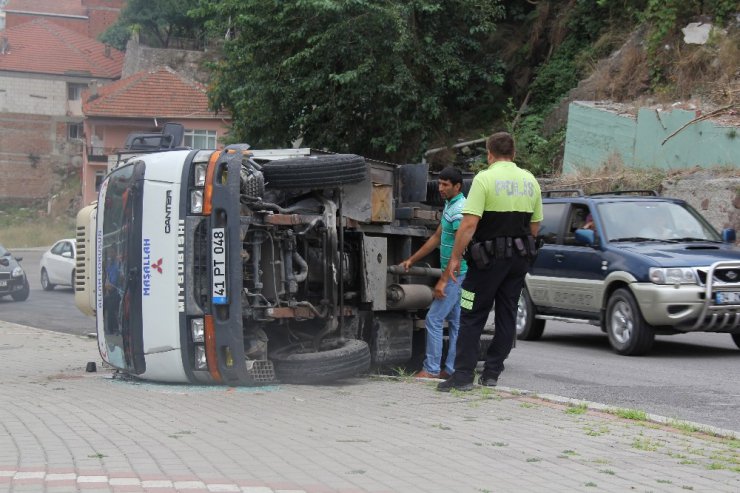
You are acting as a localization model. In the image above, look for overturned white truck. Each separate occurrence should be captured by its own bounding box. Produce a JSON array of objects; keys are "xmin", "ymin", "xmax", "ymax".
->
[{"xmin": 75, "ymin": 142, "xmax": 484, "ymax": 385}]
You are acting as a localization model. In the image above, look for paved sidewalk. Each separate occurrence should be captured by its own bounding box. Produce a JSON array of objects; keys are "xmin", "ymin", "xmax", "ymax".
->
[{"xmin": 0, "ymin": 321, "xmax": 738, "ymax": 493}]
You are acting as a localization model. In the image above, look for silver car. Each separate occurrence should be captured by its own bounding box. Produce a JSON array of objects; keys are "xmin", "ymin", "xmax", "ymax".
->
[{"xmin": 40, "ymin": 239, "xmax": 76, "ymax": 291}]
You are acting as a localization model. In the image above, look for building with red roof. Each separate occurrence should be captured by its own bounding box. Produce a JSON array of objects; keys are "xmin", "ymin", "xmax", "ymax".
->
[
  {"xmin": 0, "ymin": 19, "xmax": 123, "ymax": 203},
  {"xmin": 81, "ymin": 66, "xmax": 230, "ymax": 204},
  {"xmin": 3, "ymin": 0, "xmax": 125, "ymax": 39}
]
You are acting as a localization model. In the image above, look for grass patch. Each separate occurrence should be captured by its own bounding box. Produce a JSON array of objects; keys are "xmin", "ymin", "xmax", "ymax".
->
[
  {"xmin": 0, "ymin": 209, "xmax": 75, "ymax": 248},
  {"xmin": 585, "ymin": 425, "xmax": 610, "ymax": 437},
  {"xmin": 632, "ymin": 437, "xmax": 660, "ymax": 452},
  {"xmin": 565, "ymin": 403, "xmax": 588, "ymax": 415},
  {"xmin": 609, "ymin": 408, "xmax": 648, "ymax": 421},
  {"xmin": 599, "ymin": 469, "xmax": 615, "ymax": 475}
]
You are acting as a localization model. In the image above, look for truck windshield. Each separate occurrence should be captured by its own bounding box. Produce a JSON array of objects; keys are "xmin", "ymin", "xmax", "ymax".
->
[
  {"xmin": 99, "ymin": 161, "xmax": 146, "ymax": 374},
  {"xmin": 597, "ymin": 201, "xmax": 722, "ymax": 243}
]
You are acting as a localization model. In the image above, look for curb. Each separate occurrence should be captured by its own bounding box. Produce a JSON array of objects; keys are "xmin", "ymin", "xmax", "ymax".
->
[{"xmin": 372, "ymin": 374, "xmax": 739, "ymax": 440}]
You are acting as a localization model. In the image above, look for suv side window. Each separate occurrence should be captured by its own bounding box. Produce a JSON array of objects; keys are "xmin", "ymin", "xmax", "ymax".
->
[
  {"xmin": 564, "ymin": 205, "xmax": 594, "ymax": 246},
  {"xmin": 540, "ymin": 203, "xmax": 567, "ymax": 244}
]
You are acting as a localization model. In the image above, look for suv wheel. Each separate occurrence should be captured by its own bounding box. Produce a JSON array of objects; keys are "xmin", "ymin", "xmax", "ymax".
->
[
  {"xmin": 516, "ymin": 288, "xmax": 545, "ymax": 340},
  {"xmin": 606, "ymin": 288, "xmax": 654, "ymax": 355},
  {"xmin": 731, "ymin": 333, "xmax": 740, "ymax": 350}
]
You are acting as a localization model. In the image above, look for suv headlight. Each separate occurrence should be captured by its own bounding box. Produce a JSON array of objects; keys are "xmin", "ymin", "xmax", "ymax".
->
[
  {"xmin": 11, "ymin": 266, "xmax": 23, "ymax": 278},
  {"xmin": 649, "ymin": 267, "xmax": 697, "ymax": 285}
]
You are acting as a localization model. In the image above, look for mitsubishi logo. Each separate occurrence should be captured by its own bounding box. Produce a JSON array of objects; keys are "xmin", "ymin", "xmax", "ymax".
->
[{"xmin": 152, "ymin": 258, "xmax": 163, "ymax": 274}]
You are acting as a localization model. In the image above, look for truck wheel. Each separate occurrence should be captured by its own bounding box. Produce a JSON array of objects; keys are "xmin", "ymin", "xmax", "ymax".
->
[
  {"xmin": 606, "ymin": 288, "xmax": 654, "ymax": 355},
  {"xmin": 262, "ymin": 154, "xmax": 367, "ymax": 189},
  {"xmin": 270, "ymin": 338, "xmax": 371, "ymax": 384},
  {"xmin": 517, "ymin": 288, "xmax": 545, "ymax": 340},
  {"xmin": 11, "ymin": 280, "xmax": 29, "ymax": 302},
  {"xmin": 41, "ymin": 268, "xmax": 55, "ymax": 291},
  {"xmin": 732, "ymin": 333, "xmax": 740, "ymax": 349}
]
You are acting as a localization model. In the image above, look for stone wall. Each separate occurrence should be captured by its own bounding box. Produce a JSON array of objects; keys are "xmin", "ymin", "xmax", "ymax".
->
[
  {"xmin": 661, "ymin": 174, "xmax": 740, "ymax": 234},
  {"xmin": 122, "ymin": 36, "xmax": 213, "ymax": 84}
]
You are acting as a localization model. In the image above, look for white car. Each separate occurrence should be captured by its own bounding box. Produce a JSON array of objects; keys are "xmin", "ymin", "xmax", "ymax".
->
[{"xmin": 40, "ymin": 239, "xmax": 76, "ymax": 291}]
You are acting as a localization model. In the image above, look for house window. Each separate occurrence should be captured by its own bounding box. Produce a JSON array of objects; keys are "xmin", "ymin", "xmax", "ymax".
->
[
  {"xmin": 94, "ymin": 170, "xmax": 106, "ymax": 192},
  {"xmin": 183, "ymin": 129, "xmax": 217, "ymax": 149},
  {"xmin": 67, "ymin": 83, "xmax": 87, "ymax": 101},
  {"xmin": 68, "ymin": 123, "xmax": 83, "ymax": 140}
]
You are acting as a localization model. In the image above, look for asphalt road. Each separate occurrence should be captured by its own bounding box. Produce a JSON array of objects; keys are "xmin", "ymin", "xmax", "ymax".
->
[{"xmin": 2, "ymin": 248, "xmax": 739, "ymax": 431}]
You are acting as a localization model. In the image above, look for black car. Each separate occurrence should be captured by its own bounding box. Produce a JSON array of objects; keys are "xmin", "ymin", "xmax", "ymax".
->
[
  {"xmin": 0, "ymin": 243, "xmax": 30, "ymax": 302},
  {"xmin": 517, "ymin": 190, "xmax": 740, "ymax": 355}
]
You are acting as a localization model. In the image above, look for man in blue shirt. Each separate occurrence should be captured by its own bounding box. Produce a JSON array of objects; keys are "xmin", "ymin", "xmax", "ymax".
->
[{"xmin": 401, "ymin": 167, "xmax": 467, "ymax": 379}]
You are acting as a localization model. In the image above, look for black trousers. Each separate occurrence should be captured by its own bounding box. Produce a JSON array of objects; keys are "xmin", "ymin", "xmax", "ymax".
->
[{"xmin": 453, "ymin": 255, "xmax": 530, "ymax": 382}]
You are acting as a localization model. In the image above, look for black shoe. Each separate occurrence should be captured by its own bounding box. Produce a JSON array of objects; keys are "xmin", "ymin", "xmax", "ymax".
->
[
  {"xmin": 436, "ymin": 376, "xmax": 474, "ymax": 392},
  {"xmin": 478, "ymin": 374, "xmax": 498, "ymax": 387}
]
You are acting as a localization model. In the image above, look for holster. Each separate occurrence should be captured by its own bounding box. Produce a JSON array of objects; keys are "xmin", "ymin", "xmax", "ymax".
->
[{"xmin": 470, "ymin": 242, "xmax": 491, "ymax": 269}]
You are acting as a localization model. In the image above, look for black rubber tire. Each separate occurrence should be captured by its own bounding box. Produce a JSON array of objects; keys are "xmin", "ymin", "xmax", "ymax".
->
[
  {"xmin": 606, "ymin": 288, "xmax": 655, "ymax": 355},
  {"xmin": 11, "ymin": 281, "xmax": 30, "ymax": 302},
  {"xmin": 262, "ymin": 154, "xmax": 367, "ymax": 189},
  {"xmin": 41, "ymin": 268, "xmax": 55, "ymax": 291},
  {"xmin": 517, "ymin": 288, "xmax": 546, "ymax": 340},
  {"xmin": 270, "ymin": 338, "xmax": 371, "ymax": 384},
  {"xmin": 731, "ymin": 333, "xmax": 740, "ymax": 350}
]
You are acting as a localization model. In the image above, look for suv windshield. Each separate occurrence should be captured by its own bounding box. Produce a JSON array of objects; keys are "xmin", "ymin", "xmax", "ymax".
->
[
  {"xmin": 597, "ymin": 201, "xmax": 721, "ymax": 243},
  {"xmin": 99, "ymin": 161, "xmax": 146, "ymax": 373}
]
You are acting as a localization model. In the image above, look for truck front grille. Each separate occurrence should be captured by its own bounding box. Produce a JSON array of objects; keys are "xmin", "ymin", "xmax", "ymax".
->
[{"xmin": 193, "ymin": 220, "xmax": 210, "ymax": 307}]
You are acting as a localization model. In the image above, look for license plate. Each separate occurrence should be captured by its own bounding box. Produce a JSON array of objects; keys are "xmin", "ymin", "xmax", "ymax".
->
[
  {"xmin": 211, "ymin": 227, "xmax": 228, "ymax": 305},
  {"xmin": 0, "ymin": 280, "xmax": 6, "ymax": 287},
  {"xmin": 715, "ymin": 291, "xmax": 740, "ymax": 305}
]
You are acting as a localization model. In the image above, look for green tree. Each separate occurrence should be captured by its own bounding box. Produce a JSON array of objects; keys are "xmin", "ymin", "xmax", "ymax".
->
[
  {"xmin": 100, "ymin": 0, "xmax": 204, "ymax": 50},
  {"xmin": 196, "ymin": 0, "xmax": 505, "ymax": 162}
]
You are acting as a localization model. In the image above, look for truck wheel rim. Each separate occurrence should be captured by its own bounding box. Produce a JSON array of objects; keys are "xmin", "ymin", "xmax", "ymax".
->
[{"xmin": 611, "ymin": 300, "xmax": 633, "ymax": 344}]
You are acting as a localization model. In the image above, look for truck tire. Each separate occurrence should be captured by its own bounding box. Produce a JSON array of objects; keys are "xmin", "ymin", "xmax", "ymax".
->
[
  {"xmin": 606, "ymin": 288, "xmax": 654, "ymax": 355},
  {"xmin": 731, "ymin": 333, "xmax": 740, "ymax": 349},
  {"xmin": 262, "ymin": 154, "xmax": 367, "ymax": 189},
  {"xmin": 516, "ymin": 288, "xmax": 545, "ymax": 340},
  {"xmin": 270, "ymin": 338, "xmax": 371, "ymax": 384}
]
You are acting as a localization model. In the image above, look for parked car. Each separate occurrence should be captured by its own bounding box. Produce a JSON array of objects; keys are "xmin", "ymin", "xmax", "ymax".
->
[
  {"xmin": 40, "ymin": 239, "xmax": 76, "ymax": 291},
  {"xmin": 517, "ymin": 190, "xmax": 740, "ymax": 355},
  {"xmin": 0, "ymin": 243, "xmax": 30, "ymax": 301}
]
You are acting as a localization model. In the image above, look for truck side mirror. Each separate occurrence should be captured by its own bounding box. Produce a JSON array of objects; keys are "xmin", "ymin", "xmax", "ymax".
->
[{"xmin": 722, "ymin": 228, "xmax": 736, "ymax": 243}]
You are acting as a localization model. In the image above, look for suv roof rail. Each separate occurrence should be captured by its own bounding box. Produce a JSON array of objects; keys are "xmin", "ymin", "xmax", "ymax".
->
[
  {"xmin": 542, "ymin": 189, "xmax": 584, "ymax": 197},
  {"xmin": 589, "ymin": 190, "xmax": 659, "ymax": 197}
]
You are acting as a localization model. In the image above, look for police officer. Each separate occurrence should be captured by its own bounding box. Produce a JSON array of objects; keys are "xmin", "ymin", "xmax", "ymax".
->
[{"xmin": 436, "ymin": 131, "xmax": 542, "ymax": 392}]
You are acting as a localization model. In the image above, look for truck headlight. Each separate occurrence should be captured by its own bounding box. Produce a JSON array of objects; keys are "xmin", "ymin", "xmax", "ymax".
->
[
  {"xmin": 11, "ymin": 266, "xmax": 23, "ymax": 278},
  {"xmin": 191, "ymin": 318, "xmax": 204, "ymax": 343},
  {"xmin": 194, "ymin": 345, "xmax": 208, "ymax": 370},
  {"xmin": 191, "ymin": 190, "xmax": 203, "ymax": 214},
  {"xmin": 194, "ymin": 162, "xmax": 208, "ymax": 187},
  {"xmin": 649, "ymin": 267, "xmax": 697, "ymax": 285}
]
